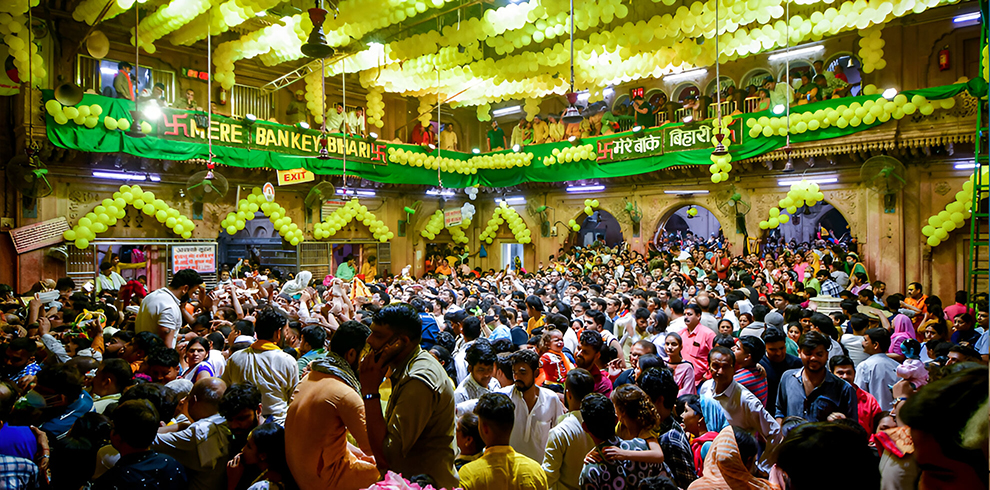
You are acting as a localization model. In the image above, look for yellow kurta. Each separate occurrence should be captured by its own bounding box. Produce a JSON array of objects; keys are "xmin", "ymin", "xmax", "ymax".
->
[{"xmin": 532, "ymin": 121, "xmax": 549, "ymax": 144}]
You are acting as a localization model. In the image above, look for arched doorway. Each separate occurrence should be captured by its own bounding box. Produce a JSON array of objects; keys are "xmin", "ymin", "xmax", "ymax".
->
[
  {"xmin": 216, "ymin": 212, "xmax": 297, "ymax": 278},
  {"xmin": 779, "ymin": 61, "xmax": 814, "ymax": 89},
  {"xmin": 652, "ymin": 205, "xmax": 724, "ymax": 251},
  {"xmin": 646, "ymin": 89, "xmax": 668, "ymax": 111},
  {"xmin": 763, "ymin": 202, "xmax": 851, "ymax": 244},
  {"xmin": 826, "ymin": 54, "xmax": 863, "ymax": 96},
  {"xmin": 705, "ymin": 76, "xmax": 736, "ymax": 97},
  {"xmin": 673, "ymin": 83, "xmax": 701, "ymax": 102},
  {"xmin": 741, "ymin": 69, "xmax": 773, "ymax": 90},
  {"xmin": 575, "ymin": 209, "xmax": 624, "ymax": 247}
]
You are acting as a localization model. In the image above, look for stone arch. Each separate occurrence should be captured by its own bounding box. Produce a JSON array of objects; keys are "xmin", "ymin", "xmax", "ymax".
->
[
  {"xmin": 651, "ymin": 202, "xmax": 725, "ymax": 245},
  {"xmin": 612, "ymin": 94, "xmax": 631, "ymax": 112},
  {"xmin": 705, "ymin": 76, "xmax": 736, "ymax": 96},
  {"xmin": 825, "ymin": 52, "xmax": 864, "ymax": 95},
  {"xmin": 740, "ymin": 68, "xmax": 773, "ymax": 88},
  {"xmin": 645, "ymin": 88, "xmax": 668, "ymax": 109},
  {"xmin": 753, "ymin": 196, "xmax": 856, "ymax": 243},
  {"xmin": 563, "ymin": 205, "xmax": 624, "ymax": 248},
  {"xmin": 672, "ymin": 82, "xmax": 701, "ymax": 102}
]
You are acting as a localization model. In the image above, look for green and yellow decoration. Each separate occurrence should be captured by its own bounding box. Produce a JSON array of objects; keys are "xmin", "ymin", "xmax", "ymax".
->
[
  {"xmin": 421, "ymin": 210, "xmax": 471, "ymax": 244},
  {"xmin": 220, "ymin": 188, "xmax": 304, "ymax": 245},
  {"xmin": 480, "ymin": 203, "xmax": 531, "ymax": 244},
  {"xmin": 315, "ymin": 198, "xmax": 393, "ymax": 243},
  {"xmin": 63, "ymin": 184, "xmax": 196, "ymax": 248},
  {"xmin": 922, "ymin": 168, "xmax": 986, "ymax": 248},
  {"xmin": 759, "ymin": 179, "xmax": 825, "ymax": 230}
]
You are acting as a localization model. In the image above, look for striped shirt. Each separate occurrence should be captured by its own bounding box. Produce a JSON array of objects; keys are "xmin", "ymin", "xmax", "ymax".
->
[{"xmin": 734, "ymin": 367, "xmax": 769, "ymax": 408}]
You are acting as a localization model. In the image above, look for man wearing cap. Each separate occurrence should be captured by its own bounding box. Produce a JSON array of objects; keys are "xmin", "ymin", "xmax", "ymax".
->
[{"xmin": 285, "ymin": 90, "xmax": 308, "ymax": 125}]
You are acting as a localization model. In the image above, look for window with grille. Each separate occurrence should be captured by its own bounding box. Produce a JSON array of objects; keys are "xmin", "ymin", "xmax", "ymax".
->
[
  {"xmin": 231, "ymin": 84, "xmax": 275, "ymax": 120},
  {"xmin": 76, "ymin": 54, "xmax": 175, "ymax": 103}
]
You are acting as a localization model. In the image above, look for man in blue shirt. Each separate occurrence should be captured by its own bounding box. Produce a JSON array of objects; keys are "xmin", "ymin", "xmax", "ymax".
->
[{"xmin": 775, "ymin": 331, "xmax": 857, "ymax": 423}]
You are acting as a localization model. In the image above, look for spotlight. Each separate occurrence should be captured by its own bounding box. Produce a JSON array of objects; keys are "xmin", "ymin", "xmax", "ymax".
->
[
  {"xmin": 368, "ymin": 131, "xmax": 378, "ymax": 140},
  {"xmin": 427, "ymin": 143, "xmax": 436, "ymax": 151},
  {"xmin": 512, "ymin": 144, "xmax": 521, "ymax": 152},
  {"xmin": 882, "ymin": 88, "xmax": 897, "ymax": 100},
  {"xmin": 632, "ymin": 125, "xmax": 645, "ymax": 138},
  {"xmin": 472, "ymin": 148, "xmax": 481, "ymax": 154},
  {"xmin": 245, "ymin": 113, "xmax": 257, "ymax": 122},
  {"xmin": 297, "ymin": 122, "xmax": 310, "ymax": 129},
  {"xmin": 568, "ymin": 136, "xmax": 581, "ymax": 147},
  {"xmin": 682, "ymin": 115, "xmax": 693, "ymax": 123},
  {"xmin": 143, "ymin": 101, "xmax": 161, "ymax": 120},
  {"xmin": 772, "ymin": 104, "xmax": 785, "ymax": 115}
]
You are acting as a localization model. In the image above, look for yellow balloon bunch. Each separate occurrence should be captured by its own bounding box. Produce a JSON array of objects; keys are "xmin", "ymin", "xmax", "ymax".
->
[
  {"xmin": 421, "ymin": 210, "xmax": 470, "ymax": 244},
  {"xmin": 221, "ymin": 188, "xmax": 304, "ymax": 245},
  {"xmin": 0, "ymin": 9, "xmax": 46, "ymax": 86},
  {"xmin": 213, "ymin": 14, "xmax": 310, "ymax": 90},
  {"xmin": 859, "ymin": 25, "xmax": 885, "ymax": 74},
  {"xmin": 71, "ymin": 0, "xmax": 132, "ymax": 26},
  {"xmin": 524, "ymin": 98, "xmax": 541, "ymax": 122},
  {"xmin": 45, "ymin": 100, "xmax": 104, "ymax": 128},
  {"xmin": 477, "ymin": 103, "xmax": 492, "ymax": 122},
  {"xmin": 63, "ymin": 184, "xmax": 196, "ymax": 249},
  {"xmin": 983, "ymin": 45, "xmax": 989, "ymax": 85},
  {"xmin": 480, "ymin": 203, "xmax": 531, "ymax": 244},
  {"xmin": 922, "ymin": 168, "xmax": 984, "ymax": 247},
  {"xmin": 387, "ymin": 147, "xmax": 533, "ymax": 173},
  {"xmin": 365, "ymin": 88, "xmax": 385, "ymax": 129},
  {"xmin": 583, "ymin": 198, "xmax": 599, "ymax": 216},
  {"xmin": 567, "ymin": 218, "xmax": 581, "ymax": 232},
  {"xmin": 315, "ymin": 198, "xmax": 393, "ymax": 243},
  {"xmin": 418, "ymin": 96, "xmax": 434, "ymax": 128},
  {"xmin": 304, "ymin": 70, "xmax": 327, "ymax": 125},
  {"xmin": 759, "ymin": 179, "xmax": 824, "ymax": 230},
  {"xmin": 687, "ymin": 207, "xmax": 698, "ymax": 217},
  {"xmin": 133, "ymin": 0, "xmax": 212, "ymax": 53},
  {"xmin": 710, "ymin": 116, "xmax": 734, "ymax": 183},
  {"xmin": 548, "ymin": 144, "xmax": 595, "ymax": 165}
]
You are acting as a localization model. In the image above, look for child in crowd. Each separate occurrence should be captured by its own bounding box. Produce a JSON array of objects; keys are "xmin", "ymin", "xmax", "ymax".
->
[{"xmin": 538, "ymin": 328, "xmax": 571, "ymax": 386}]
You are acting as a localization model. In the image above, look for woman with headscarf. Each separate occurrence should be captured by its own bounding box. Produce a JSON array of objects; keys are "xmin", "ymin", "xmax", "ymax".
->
[
  {"xmin": 888, "ymin": 314, "xmax": 917, "ymax": 361},
  {"xmin": 688, "ymin": 426, "xmax": 779, "ymax": 490}
]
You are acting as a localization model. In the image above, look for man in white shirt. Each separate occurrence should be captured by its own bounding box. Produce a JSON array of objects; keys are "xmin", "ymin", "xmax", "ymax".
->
[
  {"xmin": 453, "ymin": 317, "xmax": 483, "ymax": 384},
  {"xmin": 498, "ymin": 349, "xmax": 565, "ymax": 462},
  {"xmin": 454, "ymin": 340, "xmax": 500, "ymax": 405},
  {"xmin": 699, "ymin": 346, "xmax": 780, "ymax": 448},
  {"xmin": 667, "ymin": 298, "xmax": 686, "ymax": 333},
  {"xmin": 840, "ymin": 313, "xmax": 870, "ymax": 366},
  {"xmin": 326, "ymin": 102, "xmax": 345, "ymax": 133},
  {"xmin": 854, "ymin": 328, "xmax": 900, "ymax": 410},
  {"xmin": 96, "ymin": 262, "xmax": 126, "ymax": 294},
  {"xmin": 137, "ymin": 269, "xmax": 202, "ymax": 349},
  {"xmin": 542, "ymin": 368, "xmax": 596, "ymax": 490},
  {"xmin": 221, "ymin": 306, "xmax": 299, "ymax": 425}
]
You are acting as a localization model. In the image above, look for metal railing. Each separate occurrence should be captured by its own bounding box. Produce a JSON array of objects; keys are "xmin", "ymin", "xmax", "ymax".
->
[
  {"xmin": 707, "ymin": 100, "xmax": 737, "ymax": 119},
  {"xmin": 231, "ymin": 84, "xmax": 275, "ymax": 120}
]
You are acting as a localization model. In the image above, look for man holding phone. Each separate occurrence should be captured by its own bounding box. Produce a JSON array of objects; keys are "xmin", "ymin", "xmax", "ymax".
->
[{"xmin": 359, "ymin": 303, "xmax": 458, "ymax": 489}]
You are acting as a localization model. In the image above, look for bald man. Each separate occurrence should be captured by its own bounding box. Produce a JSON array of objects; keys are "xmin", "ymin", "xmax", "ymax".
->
[
  {"xmin": 152, "ymin": 378, "xmax": 229, "ymax": 490},
  {"xmin": 695, "ymin": 294, "xmax": 718, "ymax": 333}
]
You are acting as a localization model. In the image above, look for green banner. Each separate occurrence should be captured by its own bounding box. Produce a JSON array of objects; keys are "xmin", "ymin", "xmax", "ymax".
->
[{"xmin": 43, "ymin": 83, "xmax": 970, "ymax": 188}]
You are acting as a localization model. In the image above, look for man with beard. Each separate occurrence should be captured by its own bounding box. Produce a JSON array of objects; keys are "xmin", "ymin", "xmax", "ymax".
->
[
  {"xmin": 218, "ymin": 383, "xmax": 263, "ymax": 455},
  {"xmin": 221, "ymin": 307, "xmax": 298, "ymax": 425},
  {"xmin": 775, "ymin": 331, "xmax": 857, "ymax": 423},
  {"xmin": 497, "ymin": 349, "xmax": 565, "ymax": 462},
  {"xmin": 358, "ymin": 303, "xmax": 458, "ymax": 488},
  {"xmin": 136, "ymin": 269, "xmax": 203, "ymax": 349},
  {"xmin": 574, "ymin": 330, "xmax": 612, "ymax": 396},
  {"xmin": 286, "ymin": 320, "xmax": 380, "ymax": 490}
]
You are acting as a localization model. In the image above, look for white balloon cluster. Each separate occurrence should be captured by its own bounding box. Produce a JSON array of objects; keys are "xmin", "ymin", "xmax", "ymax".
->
[
  {"xmin": 71, "ymin": 0, "xmax": 134, "ymax": 26},
  {"xmin": 221, "ymin": 188, "xmax": 304, "ymax": 245},
  {"xmin": 0, "ymin": 7, "xmax": 46, "ymax": 86},
  {"xmin": 315, "ymin": 198, "xmax": 393, "ymax": 243},
  {"xmin": 213, "ymin": 14, "xmax": 310, "ymax": 90},
  {"xmin": 460, "ymin": 201, "xmax": 476, "ymax": 219},
  {"xmin": 479, "ymin": 203, "xmax": 531, "ymax": 244},
  {"xmin": 922, "ymin": 168, "xmax": 984, "ymax": 247},
  {"xmin": 465, "ymin": 187, "xmax": 478, "ymax": 200},
  {"xmin": 858, "ymin": 25, "xmax": 885, "ymax": 73},
  {"xmin": 64, "ymin": 184, "xmax": 196, "ymax": 249}
]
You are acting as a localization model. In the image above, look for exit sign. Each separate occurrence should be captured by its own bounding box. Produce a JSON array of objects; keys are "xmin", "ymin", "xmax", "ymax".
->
[
  {"xmin": 630, "ymin": 87, "xmax": 644, "ymax": 98},
  {"xmin": 182, "ymin": 68, "xmax": 210, "ymax": 81}
]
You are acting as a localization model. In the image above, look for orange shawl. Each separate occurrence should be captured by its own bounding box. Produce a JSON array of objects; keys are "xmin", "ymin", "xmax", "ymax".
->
[{"xmin": 688, "ymin": 427, "xmax": 780, "ymax": 490}]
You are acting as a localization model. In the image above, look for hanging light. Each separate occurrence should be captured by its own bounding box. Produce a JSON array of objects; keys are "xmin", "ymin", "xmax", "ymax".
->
[
  {"xmin": 782, "ymin": 145, "xmax": 795, "ymax": 172},
  {"xmin": 712, "ymin": 141, "xmax": 728, "ymax": 157},
  {"xmin": 561, "ymin": 0, "xmax": 583, "ymax": 125},
  {"xmin": 562, "ymin": 105, "xmax": 583, "ymax": 124},
  {"xmin": 301, "ymin": 0, "xmax": 336, "ymax": 59}
]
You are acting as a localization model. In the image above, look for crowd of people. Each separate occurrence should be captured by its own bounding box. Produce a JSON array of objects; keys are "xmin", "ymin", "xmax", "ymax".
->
[{"xmin": 0, "ymin": 230, "xmax": 986, "ymax": 490}]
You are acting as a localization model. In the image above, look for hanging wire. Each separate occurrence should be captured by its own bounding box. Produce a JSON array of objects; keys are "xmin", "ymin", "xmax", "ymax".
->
[
  {"xmin": 26, "ymin": 6, "xmax": 34, "ymax": 152},
  {"xmin": 784, "ymin": 0, "xmax": 791, "ymax": 146},
  {"xmin": 341, "ymin": 60, "xmax": 347, "ymax": 193},
  {"xmin": 436, "ymin": 20, "xmax": 443, "ymax": 190},
  {"xmin": 715, "ymin": 0, "xmax": 721, "ymax": 125},
  {"xmin": 206, "ymin": 7, "xmax": 213, "ymax": 168}
]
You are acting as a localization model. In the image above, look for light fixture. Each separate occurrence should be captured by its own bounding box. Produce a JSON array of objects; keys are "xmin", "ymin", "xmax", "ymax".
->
[
  {"xmin": 955, "ymin": 163, "xmax": 978, "ymax": 170},
  {"xmin": 664, "ymin": 68, "xmax": 708, "ymax": 82},
  {"xmin": 297, "ymin": 121, "xmax": 310, "ymax": 129},
  {"xmin": 568, "ymin": 135, "xmax": 581, "ymax": 146},
  {"xmin": 492, "ymin": 106, "xmax": 522, "ymax": 117},
  {"xmin": 566, "ymin": 185, "xmax": 605, "ymax": 193},
  {"xmin": 664, "ymin": 190, "xmax": 710, "ymax": 195},
  {"xmin": 767, "ymin": 44, "xmax": 824, "ymax": 61},
  {"xmin": 953, "ymin": 12, "xmax": 981, "ymax": 23},
  {"xmin": 426, "ymin": 189, "xmax": 455, "ymax": 197},
  {"xmin": 336, "ymin": 188, "xmax": 376, "ymax": 197},
  {"xmin": 496, "ymin": 196, "xmax": 526, "ymax": 204},
  {"xmin": 512, "ymin": 144, "xmax": 521, "ymax": 152},
  {"xmin": 245, "ymin": 113, "xmax": 257, "ymax": 122},
  {"xmin": 772, "ymin": 104, "xmax": 786, "ymax": 115},
  {"xmin": 93, "ymin": 171, "xmax": 158, "ymax": 181},
  {"xmin": 882, "ymin": 88, "xmax": 898, "ymax": 100},
  {"xmin": 682, "ymin": 115, "xmax": 693, "ymax": 123},
  {"xmin": 632, "ymin": 125, "xmax": 645, "ymax": 138},
  {"xmin": 143, "ymin": 100, "xmax": 162, "ymax": 119},
  {"xmin": 712, "ymin": 141, "xmax": 728, "ymax": 157},
  {"xmin": 472, "ymin": 148, "xmax": 481, "ymax": 154},
  {"xmin": 301, "ymin": 0, "xmax": 336, "ymax": 58},
  {"xmin": 427, "ymin": 143, "xmax": 437, "ymax": 151},
  {"xmin": 777, "ymin": 175, "xmax": 838, "ymax": 186},
  {"xmin": 782, "ymin": 157, "xmax": 795, "ymax": 173},
  {"xmin": 368, "ymin": 131, "xmax": 378, "ymax": 140},
  {"xmin": 561, "ymin": 106, "xmax": 583, "ymax": 124}
]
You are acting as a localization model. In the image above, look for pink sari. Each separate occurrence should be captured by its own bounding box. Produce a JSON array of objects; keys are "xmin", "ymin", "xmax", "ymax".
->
[{"xmin": 889, "ymin": 314, "xmax": 917, "ymax": 356}]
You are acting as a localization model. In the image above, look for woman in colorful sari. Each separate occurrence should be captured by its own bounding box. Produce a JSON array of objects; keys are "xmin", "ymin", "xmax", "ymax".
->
[{"xmin": 688, "ymin": 426, "xmax": 779, "ymax": 490}]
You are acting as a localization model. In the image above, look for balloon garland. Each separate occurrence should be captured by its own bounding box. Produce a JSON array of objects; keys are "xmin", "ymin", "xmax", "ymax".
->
[
  {"xmin": 212, "ymin": 14, "xmax": 310, "ymax": 89},
  {"xmin": 566, "ymin": 218, "xmax": 581, "ymax": 232},
  {"xmin": 133, "ymin": 0, "xmax": 214, "ymax": 53},
  {"xmin": 365, "ymin": 88, "xmax": 385, "ymax": 130},
  {"xmin": 314, "ymin": 198, "xmax": 393, "ymax": 243},
  {"xmin": 543, "ymin": 144, "xmax": 596, "ymax": 166},
  {"xmin": 759, "ymin": 179, "xmax": 824, "ymax": 230},
  {"xmin": 63, "ymin": 184, "xmax": 197, "ymax": 249},
  {"xmin": 220, "ymin": 188, "xmax": 305, "ymax": 245},
  {"xmin": 0, "ymin": 6, "xmax": 47, "ymax": 86},
  {"xmin": 479, "ymin": 203, "xmax": 531, "ymax": 244},
  {"xmin": 421, "ymin": 210, "xmax": 471, "ymax": 244},
  {"xmin": 710, "ymin": 116, "xmax": 734, "ymax": 183},
  {"xmin": 858, "ymin": 25, "xmax": 885, "ymax": 74},
  {"xmin": 387, "ymin": 147, "xmax": 533, "ymax": 173},
  {"xmin": 922, "ymin": 168, "xmax": 985, "ymax": 247}
]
